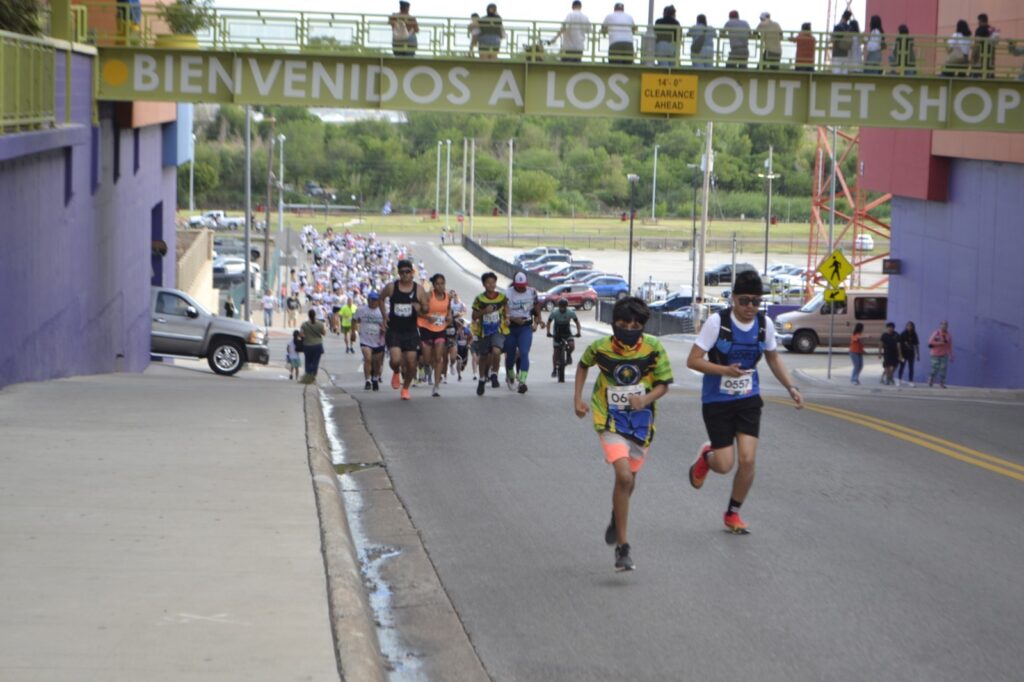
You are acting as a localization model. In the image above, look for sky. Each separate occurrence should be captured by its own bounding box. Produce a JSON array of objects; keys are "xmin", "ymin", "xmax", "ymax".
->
[{"xmin": 215, "ymin": 0, "xmax": 867, "ymax": 35}]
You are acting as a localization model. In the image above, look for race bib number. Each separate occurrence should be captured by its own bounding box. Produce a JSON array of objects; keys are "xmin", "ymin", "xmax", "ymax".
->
[
  {"xmin": 721, "ymin": 373, "xmax": 753, "ymax": 396},
  {"xmin": 483, "ymin": 311, "xmax": 500, "ymax": 325},
  {"xmin": 394, "ymin": 303, "xmax": 413, "ymax": 317},
  {"xmin": 431, "ymin": 314, "xmax": 446, "ymax": 327},
  {"xmin": 607, "ymin": 385, "xmax": 645, "ymax": 410}
]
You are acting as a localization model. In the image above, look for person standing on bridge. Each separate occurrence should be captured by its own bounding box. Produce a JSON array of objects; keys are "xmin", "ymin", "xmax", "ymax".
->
[
  {"xmin": 686, "ymin": 271, "xmax": 803, "ymax": 534},
  {"xmin": 548, "ymin": 0, "xmax": 590, "ymax": 63},
  {"xmin": 653, "ymin": 5, "xmax": 681, "ymax": 67},
  {"xmin": 754, "ymin": 12, "xmax": 782, "ymax": 70},
  {"xmin": 574, "ymin": 297, "xmax": 673, "ymax": 571},
  {"xmin": 477, "ymin": 4, "xmax": 505, "ymax": 60},
  {"xmin": 722, "ymin": 10, "xmax": 751, "ymax": 69},
  {"xmin": 686, "ymin": 14, "xmax": 715, "ymax": 68},
  {"xmin": 389, "ymin": 1, "xmax": 420, "ymax": 57},
  {"xmin": 602, "ymin": 2, "xmax": 637, "ymax": 65}
]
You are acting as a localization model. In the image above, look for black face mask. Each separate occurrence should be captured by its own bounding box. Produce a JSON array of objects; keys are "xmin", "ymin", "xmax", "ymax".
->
[{"xmin": 613, "ymin": 326, "xmax": 643, "ymax": 347}]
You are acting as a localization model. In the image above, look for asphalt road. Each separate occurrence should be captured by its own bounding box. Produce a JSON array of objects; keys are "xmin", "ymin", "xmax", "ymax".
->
[{"xmin": 327, "ymin": 240, "xmax": 1024, "ymax": 681}]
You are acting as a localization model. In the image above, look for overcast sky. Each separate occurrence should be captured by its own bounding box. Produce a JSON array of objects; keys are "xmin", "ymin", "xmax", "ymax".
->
[{"xmin": 215, "ymin": 1, "xmax": 867, "ymax": 34}]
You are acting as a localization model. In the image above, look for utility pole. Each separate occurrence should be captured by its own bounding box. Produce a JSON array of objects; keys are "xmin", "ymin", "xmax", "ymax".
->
[
  {"xmin": 461, "ymin": 137, "xmax": 468, "ymax": 241},
  {"xmin": 627, "ymin": 174, "xmax": 639, "ymax": 292},
  {"xmin": 757, "ymin": 145, "xmax": 780, "ymax": 277},
  {"xmin": 277, "ymin": 134, "xmax": 286, "ymax": 235},
  {"xmin": 651, "ymin": 144, "xmax": 659, "ymax": 220},
  {"xmin": 445, "ymin": 139, "xmax": 452, "ymax": 231},
  {"xmin": 435, "ymin": 140, "xmax": 441, "ymax": 219},
  {"xmin": 189, "ymin": 133, "xmax": 195, "ymax": 212},
  {"xmin": 264, "ymin": 116, "xmax": 276, "ymax": 290},
  {"xmin": 243, "ymin": 105, "xmax": 252, "ymax": 321},
  {"xmin": 695, "ymin": 121, "xmax": 714, "ymax": 333},
  {"xmin": 469, "ymin": 139, "xmax": 476, "ymax": 239},
  {"xmin": 507, "ymin": 137, "xmax": 513, "ymax": 243}
]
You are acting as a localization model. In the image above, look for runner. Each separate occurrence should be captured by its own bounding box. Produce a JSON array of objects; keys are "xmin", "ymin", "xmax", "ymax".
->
[
  {"xmin": 453, "ymin": 317, "xmax": 473, "ymax": 381},
  {"xmin": 354, "ymin": 292, "xmax": 386, "ymax": 391},
  {"xmin": 501, "ymin": 272, "xmax": 543, "ymax": 393},
  {"xmin": 573, "ymin": 297, "xmax": 673, "ymax": 571},
  {"xmin": 380, "ymin": 259, "xmax": 428, "ymax": 401},
  {"xmin": 339, "ymin": 296, "xmax": 358, "ymax": 353},
  {"xmin": 546, "ymin": 297, "xmax": 582, "ymax": 377},
  {"xmin": 471, "ymin": 271, "xmax": 508, "ymax": 396},
  {"xmin": 417, "ymin": 273, "xmax": 452, "ymax": 397},
  {"xmin": 686, "ymin": 271, "xmax": 804, "ymax": 533}
]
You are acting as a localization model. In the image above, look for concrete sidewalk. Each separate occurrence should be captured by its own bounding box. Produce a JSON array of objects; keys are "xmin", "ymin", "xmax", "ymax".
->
[{"xmin": 0, "ymin": 364, "xmax": 351, "ymax": 681}]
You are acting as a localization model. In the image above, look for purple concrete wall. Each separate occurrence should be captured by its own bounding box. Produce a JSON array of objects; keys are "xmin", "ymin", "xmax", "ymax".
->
[
  {"xmin": 889, "ymin": 159, "xmax": 1024, "ymax": 388},
  {"xmin": 0, "ymin": 52, "xmax": 177, "ymax": 388}
]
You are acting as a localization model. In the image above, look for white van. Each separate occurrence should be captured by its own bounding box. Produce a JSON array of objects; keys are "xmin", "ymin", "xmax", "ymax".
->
[{"xmin": 775, "ymin": 291, "xmax": 889, "ymax": 353}]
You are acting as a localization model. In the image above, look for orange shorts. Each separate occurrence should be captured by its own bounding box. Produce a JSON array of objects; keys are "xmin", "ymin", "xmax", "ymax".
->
[{"xmin": 599, "ymin": 432, "xmax": 649, "ymax": 473}]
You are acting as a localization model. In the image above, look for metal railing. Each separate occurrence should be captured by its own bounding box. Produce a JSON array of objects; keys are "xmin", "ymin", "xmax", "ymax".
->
[
  {"xmin": 0, "ymin": 30, "xmax": 57, "ymax": 132},
  {"xmin": 76, "ymin": 5, "xmax": 1024, "ymax": 80}
]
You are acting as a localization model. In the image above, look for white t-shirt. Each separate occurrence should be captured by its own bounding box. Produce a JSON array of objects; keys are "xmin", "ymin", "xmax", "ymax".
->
[
  {"xmin": 603, "ymin": 11, "xmax": 635, "ymax": 44},
  {"xmin": 262, "ymin": 295, "xmax": 275, "ymax": 311},
  {"xmin": 505, "ymin": 287, "xmax": 538, "ymax": 321},
  {"xmin": 561, "ymin": 10, "xmax": 590, "ymax": 51},
  {"xmin": 695, "ymin": 311, "xmax": 778, "ymax": 352},
  {"xmin": 354, "ymin": 305, "xmax": 385, "ymax": 347}
]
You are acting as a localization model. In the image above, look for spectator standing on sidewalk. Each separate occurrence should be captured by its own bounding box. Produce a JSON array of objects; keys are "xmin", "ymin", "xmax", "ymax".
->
[
  {"xmin": 898, "ymin": 321, "xmax": 920, "ymax": 387},
  {"xmin": 849, "ymin": 322, "xmax": 866, "ymax": 385},
  {"xmin": 286, "ymin": 330, "xmax": 303, "ymax": 381},
  {"xmin": 300, "ymin": 309, "xmax": 327, "ymax": 384},
  {"xmin": 927, "ymin": 320, "xmax": 954, "ymax": 388},
  {"xmin": 224, "ymin": 294, "xmax": 236, "ymax": 319},
  {"xmin": 286, "ymin": 292, "xmax": 300, "ymax": 328},
  {"xmin": 261, "ymin": 288, "xmax": 276, "ymax": 329},
  {"xmin": 878, "ymin": 322, "xmax": 902, "ymax": 385}
]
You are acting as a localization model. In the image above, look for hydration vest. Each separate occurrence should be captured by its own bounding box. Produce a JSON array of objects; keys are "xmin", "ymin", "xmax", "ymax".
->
[{"xmin": 708, "ymin": 309, "xmax": 767, "ymax": 366}]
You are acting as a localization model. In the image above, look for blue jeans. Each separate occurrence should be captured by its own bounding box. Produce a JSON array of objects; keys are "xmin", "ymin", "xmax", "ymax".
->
[
  {"xmin": 504, "ymin": 323, "xmax": 534, "ymax": 376},
  {"xmin": 849, "ymin": 351, "xmax": 864, "ymax": 383},
  {"xmin": 263, "ymin": 309, "xmax": 273, "ymax": 327},
  {"xmin": 304, "ymin": 344, "xmax": 324, "ymax": 377}
]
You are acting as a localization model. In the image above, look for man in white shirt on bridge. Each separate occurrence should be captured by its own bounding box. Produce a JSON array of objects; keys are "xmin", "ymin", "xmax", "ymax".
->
[
  {"xmin": 550, "ymin": 1, "xmax": 591, "ymax": 63},
  {"xmin": 602, "ymin": 2, "xmax": 636, "ymax": 64}
]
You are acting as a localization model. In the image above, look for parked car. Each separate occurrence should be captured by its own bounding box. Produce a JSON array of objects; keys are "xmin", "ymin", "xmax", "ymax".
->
[
  {"xmin": 704, "ymin": 262, "xmax": 757, "ymax": 286},
  {"xmin": 764, "ymin": 262, "xmax": 796, "ymax": 277},
  {"xmin": 771, "ymin": 266, "xmax": 809, "ymax": 288},
  {"xmin": 775, "ymin": 290, "xmax": 889, "ymax": 353},
  {"xmin": 557, "ymin": 268, "xmax": 600, "ymax": 284},
  {"xmin": 854, "ymin": 234, "xmax": 875, "ymax": 251},
  {"xmin": 537, "ymin": 262, "xmax": 575, "ymax": 279},
  {"xmin": 514, "ymin": 247, "xmax": 571, "ymax": 266},
  {"xmin": 150, "ymin": 286, "xmax": 269, "ymax": 375},
  {"xmin": 523, "ymin": 253, "xmax": 572, "ymax": 272},
  {"xmin": 668, "ymin": 302, "xmax": 728, "ymax": 321},
  {"xmin": 588, "ymin": 276, "xmax": 630, "ymax": 299},
  {"xmin": 540, "ymin": 283, "xmax": 598, "ymax": 311},
  {"xmin": 648, "ymin": 290, "xmax": 695, "ymax": 312},
  {"xmin": 580, "ymin": 271, "xmax": 621, "ymax": 284}
]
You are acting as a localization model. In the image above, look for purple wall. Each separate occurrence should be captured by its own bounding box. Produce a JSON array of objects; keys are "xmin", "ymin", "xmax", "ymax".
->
[
  {"xmin": 0, "ymin": 52, "xmax": 177, "ymax": 389},
  {"xmin": 889, "ymin": 159, "xmax": 1024, "ymax": 388}
]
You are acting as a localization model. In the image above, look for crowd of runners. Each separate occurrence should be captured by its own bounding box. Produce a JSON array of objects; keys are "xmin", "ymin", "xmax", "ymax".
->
[{"xmin": 285, "ymin": 231, "xmax": 805, "ymax": 572}]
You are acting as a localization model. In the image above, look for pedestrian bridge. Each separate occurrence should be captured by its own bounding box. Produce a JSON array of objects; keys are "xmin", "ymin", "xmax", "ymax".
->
[{"xmin": 17, "ymin": 5, "xmax": 1024, "ymax": 132}]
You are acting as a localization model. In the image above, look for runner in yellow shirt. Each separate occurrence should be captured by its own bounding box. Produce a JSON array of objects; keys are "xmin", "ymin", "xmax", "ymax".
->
[{"xmin": 339, "ymin": 297, "xmax": 358, "ymax": 354}]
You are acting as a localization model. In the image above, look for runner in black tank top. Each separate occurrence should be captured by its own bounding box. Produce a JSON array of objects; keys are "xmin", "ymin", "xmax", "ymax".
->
[{"xmin": 381, "ymin": 260, "xmax": 427, "ymax": 399}]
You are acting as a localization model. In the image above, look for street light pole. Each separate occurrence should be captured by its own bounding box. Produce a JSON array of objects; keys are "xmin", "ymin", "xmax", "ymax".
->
[
  {"xmin": 507, "ymin": 137, "xmax": 513, "ymax": 243},
  {"xmin": 461, "ymin": 137, "xmax": 468, "ymax": 242},
  {"xmin": 435, "ymin": 140, "xmax": 441, "ymax": 219},
  {"xmin": 445, "ymin": 138, "xmax": 452, "ymax": 231},
  {"xmin": 469, "ymin": 139, "xmax": 476, "ymax": 239},
  {"xmin": 627, "ymin": 174, "xmax": 639, "ymax": 293},
  {"xmin": 651, "ymin": 144, "xmax": 659, "ymax": 220},
  {"xmin": 189, "ymin": 133, "xmax": 195, "ymax": 212},
  {"xmin": 277, "ymin": 134, "xmax": 286, "ymax": 236},
  {"xmin": 695, "ymin": 121, "xmax": 714, "ymax": 333},
  {"xmin": 243, "ymin": 105, "xmax": 252, "ymax": 321},
  {"xmin": 757, "ymin": 145, "xmax": 780, "ymax": 277}
]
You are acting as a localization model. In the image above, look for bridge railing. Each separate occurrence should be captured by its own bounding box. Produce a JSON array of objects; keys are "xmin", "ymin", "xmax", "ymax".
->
[
  {"xmin": 0, "ymin": 30, "xmax": 57, "ymax": 133},
  {"xmin": 77, "ymin": 5, "xmax": 1024, "ymax": 80}
]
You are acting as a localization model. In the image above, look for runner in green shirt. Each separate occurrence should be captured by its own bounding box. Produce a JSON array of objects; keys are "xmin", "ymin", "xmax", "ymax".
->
[{"xmin": 339, "ymin": 297, "xmax": 358, "ymax": 354}]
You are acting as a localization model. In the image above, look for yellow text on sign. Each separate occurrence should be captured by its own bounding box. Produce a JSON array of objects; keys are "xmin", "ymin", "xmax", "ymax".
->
[
  {"xmin": 824, "ymin": 287, "xmax": 847, "ymax": 303},
  {"xmin": 818, "ymin": 249, "xmax": 853, "ymax": 288},
  {"xmin": 640, "ymin": 73, "xmax": 698, "ymax": 115}
]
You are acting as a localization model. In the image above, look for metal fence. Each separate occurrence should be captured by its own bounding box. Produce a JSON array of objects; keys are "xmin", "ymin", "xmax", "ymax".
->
[
  {"xmin": 461, "ymin": 235, "xmax": 555, "ymax": 291},
  {"xmin": 0, "ymin": 30, "xmax": 56, "ymax": 133},
  {"xmin": 598, "ymin": 299, "xmax": 697, "ymax": 336}
]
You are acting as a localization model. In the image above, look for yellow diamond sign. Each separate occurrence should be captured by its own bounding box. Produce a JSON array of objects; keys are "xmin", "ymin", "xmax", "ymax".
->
[
  {"xmin": 824, "ymin": 287, "xmax": 847, "ymax": 304},
  {"xmin": 818, "ymin": 249, "xmax": 853, "ymax": 288}
]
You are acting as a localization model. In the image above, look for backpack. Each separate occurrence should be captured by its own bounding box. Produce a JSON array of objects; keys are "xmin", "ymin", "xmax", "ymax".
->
[
  {"xmin": 708, "ymin": 310, "xmax": 766, "ymax": 366},
  {"xmin": 832, "ymin": 24, "xmax": 852, "ymax": 56},
  {"xmin": 691, "ymin": 29, "xmax": 706, "ymax": 55}
]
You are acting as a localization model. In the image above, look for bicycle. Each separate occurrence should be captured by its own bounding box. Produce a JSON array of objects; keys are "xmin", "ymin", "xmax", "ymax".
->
[{"xmin": 548, "ymin": 332, "xmax": 581, "ymax": 383}]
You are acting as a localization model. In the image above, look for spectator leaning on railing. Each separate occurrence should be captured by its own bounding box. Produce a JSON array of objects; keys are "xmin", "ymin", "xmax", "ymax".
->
[
  {"xmin": 889, "ymin": 24, "xmax": 916, "ymax": 75},
  {"xmin": 686, "ymin": 14, "xmax": 715, "ymax": 68},
  {"xmin": 723, "ymin": 10, "xmax": 751, "ymax": 69},
  {"xmin": 548, "ymin": 0, "xmax": 591, "ymax": 63},
  {"xmin": 755, "ymin": 12, "xmax": 782, "ymax": 70},
  {"xmin": 789, "ymin": 22, "xmax": 815, "ymax": 72},
  {"xmin": 653, "ymin": 5, "xmax": 681, "ymax": 67},
  {"xmin": 602, "ymin": 2, "xmax": 637, "ymax": 65}
]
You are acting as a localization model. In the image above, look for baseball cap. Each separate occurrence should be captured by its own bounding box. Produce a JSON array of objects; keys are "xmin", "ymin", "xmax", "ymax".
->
[
  {"xmin": 368, "ymin": 291, "xmax": 380, "ymax": 300},
  {"xmin": 513, "ymin": 272, "xmax": 528, "ymax": 290},
  {"xmin": 729, "ymin": 10, "xmax": 738, "ymax": 18},
  {"xmin": 614, "ymin": 3, "xmax": 624, "ymax": 10},
  {"xmin": 760, "ymin": 12, "xmax": 770, "ymax": 20}
]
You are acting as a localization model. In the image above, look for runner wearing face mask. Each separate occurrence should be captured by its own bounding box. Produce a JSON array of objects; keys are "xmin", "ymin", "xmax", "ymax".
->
[
  {"xmin": 573, "ymin": 297, "xmax": 673, "ymax": 571},
  {"xmin": 503, "ymin": 272, "xmax": 543, "ymax": 394},
  {"xmin": 685, "ymin": 271, "xmax": 803, "ymax": 533}
]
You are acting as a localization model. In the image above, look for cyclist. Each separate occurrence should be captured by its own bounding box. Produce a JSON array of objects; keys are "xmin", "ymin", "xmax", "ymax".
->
[
  {"xmin": 503, "ymin": 272, "xmax": 544, "ymax": 394},
  {"xmin": 471, "ymin": 271, "xmax": 508, "ymax": 396},
  {"xmin": 546, "ymin": 297, "xmax": 582, "ymax": 377}
]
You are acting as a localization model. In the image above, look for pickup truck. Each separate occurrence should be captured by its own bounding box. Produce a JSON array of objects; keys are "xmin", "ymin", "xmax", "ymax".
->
[{"xmin": 150, "ymin": 286, "xmax": 269, "ymax": 375}]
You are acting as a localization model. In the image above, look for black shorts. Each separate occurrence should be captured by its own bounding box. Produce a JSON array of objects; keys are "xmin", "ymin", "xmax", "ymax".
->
[
  {"xmin": 418, "ymin": 327, "xmax": 448, "ymax": 345},
  {"xmin": 386, "ymin": 328, "xmax": 420, "ymax": 353},
  {"xmin": 457, "ymin": 345, "xmax": 469, "ymax": 360},
  {"xmin": 701, "ymin": 395, "xmax": 764, "ymax": 449}
]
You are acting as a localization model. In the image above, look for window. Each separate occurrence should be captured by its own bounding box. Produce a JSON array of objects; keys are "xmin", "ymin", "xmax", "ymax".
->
[
  {"xmin": 855, "ymin": 296, "xmax": 887, "ymax": 320},
  {"xmin": 157, "ymin": 292, "xmax": 191, "ymax": 316},
  {"xmin": 133, "ymin": 128, "xmax": 140, "ymax": 174}
]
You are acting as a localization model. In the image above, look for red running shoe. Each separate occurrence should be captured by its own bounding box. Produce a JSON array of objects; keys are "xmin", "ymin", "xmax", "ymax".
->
[
  {"xmin": 391, "ymin": 372, "xmax": 401, "ymax": 390},
  {"xmin": 689, "ymin": 442, "xmax": 712, "ymax": 489},
  {"xmin": 723, "ymin": 511, "xmax": 748, "ymax": 532},
  {"xmin": 400, "ymin": 388, "xmax": 411, "ymax": 401}
]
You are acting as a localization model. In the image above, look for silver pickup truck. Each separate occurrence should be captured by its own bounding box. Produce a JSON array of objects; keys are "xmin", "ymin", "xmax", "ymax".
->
[{"xmin": 150, "ymin": 286, "xmax": 270, "ymax": 375}]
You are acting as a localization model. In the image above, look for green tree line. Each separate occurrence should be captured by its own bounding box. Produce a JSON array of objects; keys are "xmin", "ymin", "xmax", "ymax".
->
[{"xmin": 180, "ymin": 106, "xmax": 883, "ymax": 222}]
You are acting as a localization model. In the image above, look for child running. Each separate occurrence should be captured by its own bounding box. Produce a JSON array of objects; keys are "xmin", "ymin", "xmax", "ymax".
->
[
  {"xmin": 286, "ymin": 330, "xmax": 303, "ymax": 381},
  {"xmin": 686, "ymin": 271, "xmax": 803, "ymax": 533},
  {"xmin": 574, "ymin": 297, "xmax": 673, "ymax": 571}
]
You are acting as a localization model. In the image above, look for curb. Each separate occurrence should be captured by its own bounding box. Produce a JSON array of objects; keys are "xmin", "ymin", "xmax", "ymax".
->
[{"xmin": 303, "ymin": 384, "xmax": 386, "ymax": 682}]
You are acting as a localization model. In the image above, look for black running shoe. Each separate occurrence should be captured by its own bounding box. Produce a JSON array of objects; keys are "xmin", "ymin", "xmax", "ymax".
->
[
  {"xmin": 615, "ymin": 543, "xmax": 634, "ymax": 571},
  {"xmin": 490, "ymin": 373, "xmax": 500, "ymax": 389},
  {"xmin": 517, "ymin": 382, "xmax": 528, "ymax": 394},
  {"xmin": 364, "ymin": 380, "xmax": 372, "ymax": 391},
  {"xmin": 551, "ymin": 369, "xmax": 558, "ymax": 378},
  {"xmin": 477, "ymin": 379, "xmax": 486, "ymax": 396},
  {"xmin": 605, "ymin": 513, "xmax": 616, "ymax": 546},
  {"xmin": 371, "ymin": 379, "xmax": 379, "ymax": 392}
]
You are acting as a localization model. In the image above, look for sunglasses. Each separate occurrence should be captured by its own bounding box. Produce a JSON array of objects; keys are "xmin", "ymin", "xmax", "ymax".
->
[{"xmin": 735, "ymin": 296, "xmax": 762, "ymax": 307}]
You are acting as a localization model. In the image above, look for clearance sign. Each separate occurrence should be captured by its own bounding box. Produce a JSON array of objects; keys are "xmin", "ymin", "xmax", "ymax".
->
[{"xmin": 97, "ymin": 49, "xmax": 1024, "ymax": 132}]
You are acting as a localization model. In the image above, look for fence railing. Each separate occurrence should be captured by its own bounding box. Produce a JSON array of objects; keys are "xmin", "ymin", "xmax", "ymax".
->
[
  {"xmin": 0, "ymin": 30, "xmax": 57, "ymax": 133},
  {"xmin": 75, "ymin": 5, "xmax": 1024, "ymax": 80}
]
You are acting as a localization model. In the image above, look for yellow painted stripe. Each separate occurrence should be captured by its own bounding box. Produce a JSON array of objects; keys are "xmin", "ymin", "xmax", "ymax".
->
[{"xmin": 766, "ymin": 398, "xmax": 1024, "ymax": 482}]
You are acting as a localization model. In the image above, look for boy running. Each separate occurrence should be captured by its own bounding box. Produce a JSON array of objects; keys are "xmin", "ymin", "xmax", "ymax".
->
[
  {"xmin": 574, "ymin": 297, "xmax": 673, "ymax": 571},
  {"xmin": 686, "ymin": 271, "xmax": 803, "ymax": 533},
  {"xmin": 471, "ymin": 272, "xmax": 508, "ymax": 396}
]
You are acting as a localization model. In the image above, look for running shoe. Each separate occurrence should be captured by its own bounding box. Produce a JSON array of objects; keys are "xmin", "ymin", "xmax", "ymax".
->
[
  {"xmin": 364, "ymin": 380, "xmax": 372, "ymax": 391},
  {"xmin": 490, "ymin": 373, "xmax": 500, "ymax": 389},
  {"xmin": 400, "ymin": 388, "xmax": 411, "ymax": 401},
  {"xmin": 432, "ymin": 387, "xmax": 441, "ymax": 397},
  {"xmin": 614, "ymin": 543, "xmax": 634, "ymax": 571},
  {"xmin": 551, "ymin": 369, "xmax": 557, "ymax": 378},
  {"xmin": 506, "ymin": 373, "xmax": 516, "ymax": 390},
  {"xmin": 689, "ymin": 442, "xmax": 712, "ymax": 489},
  {"xmin": 391, "ymin": 372, "xmax": 401, "ymax": 390},
  {"xmin": 371, "ymin": 379, "xmax": 379, "ymax": 392},
  {"xmin": 517, "ymin": 383, "xmax": 528, "ymax": 394},
  {"xmin": 604, "ymin": 513, "xmax": 616, "ymax": 546},
  {"xmin": 477, "ymin": 379, "xmax": 486, "ymax": 396},
  {"xmin": 723, "ymin": 511, "xmax": 748, "ymax": 532}
]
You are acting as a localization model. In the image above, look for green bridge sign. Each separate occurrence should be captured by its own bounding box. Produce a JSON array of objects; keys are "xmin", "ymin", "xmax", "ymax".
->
[{"xmin": 98, "ymin": 49, "xmax": 1024, "ymax": 132}]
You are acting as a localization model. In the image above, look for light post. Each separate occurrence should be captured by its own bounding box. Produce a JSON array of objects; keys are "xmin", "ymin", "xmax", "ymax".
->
[
  {"xmin": 445, "ymin": 139, "xmax": 452, "ymax": 231},
  {"xmin": 435, "ymin": 140, "xmax": 442, "ymax": 219},
  {"xmin": 651, "ymin": 144, "xmax": 659, "ymax": 220},
  {"xmin": 756, "ymin": 145, "xmax": 781, "ymax": 277},
  {"xmin": 243, "ymin": 105, "xmax": 252, "ymax": 321},
  {"xmin": 351, "ymin": 193, "xmax": 362, "ymax": 224},
  {"xmin": 507, "ymin": 138, "xmax": 514, "ymax": 242},
  {"xmin": 189, "ymin": 133, "xmax": 196, "ymax": 213},
  {"xmin": 277, "ymin": 133, "xmax": 285, "ymax": 235},
  {"xmin": 263, "ymin": 116, "xmax": 276, "ymax": 286},
  {"xmin": 627, "ymin": 174, "xmax": 639, "ymax": 293}
]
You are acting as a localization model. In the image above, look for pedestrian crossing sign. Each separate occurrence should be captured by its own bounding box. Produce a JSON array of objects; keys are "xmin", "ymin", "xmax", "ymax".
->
[
  {"xmin": 824, "ymin": 287, "xmax": 847, "ymax": 304},
  {"xmin": 818, "ymin": 250, "xmax": 853, "ymax": 288}
]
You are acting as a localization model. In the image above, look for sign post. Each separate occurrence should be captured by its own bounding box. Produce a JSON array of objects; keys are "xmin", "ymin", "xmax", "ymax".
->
[{"xmin": 817, "ymin": 248, "xmax": 853, "ymax": 379}]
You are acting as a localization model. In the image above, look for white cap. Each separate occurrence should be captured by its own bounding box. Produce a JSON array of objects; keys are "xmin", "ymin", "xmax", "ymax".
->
[
  {"xmin": 514, "ymin": 272, "xmax": 528, "ymax": 285},
  {"xmin": 760, "ymin": 11, "xmax": 770, "ymax": 20}
]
